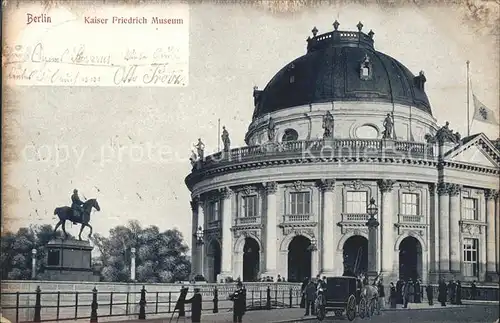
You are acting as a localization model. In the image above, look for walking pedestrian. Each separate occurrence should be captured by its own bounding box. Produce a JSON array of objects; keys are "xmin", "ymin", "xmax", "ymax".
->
[
  {"xmin": 396, "ymin": 279, "xmax": 403, "ymax": 304},
  {"xmin": 449, "ymin": 280, "xmax": 456, "ymax": 304},
  {"xmin": 415, "ymin": 279, "xmax": 421, "ymax": 303},
  {"xmin": 184, "ymin": 288, "xmax": 202, "ymax": 323},
  {"xmin": 402, "ymin": 280, "xmax": 409, "ymax": 308},
  {"xmin": 300, "ymin": 277, "xmax": 308, "ymax": 308}
]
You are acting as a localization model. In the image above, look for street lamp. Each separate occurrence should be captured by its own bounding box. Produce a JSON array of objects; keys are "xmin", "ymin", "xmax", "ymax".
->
[
  {"xmin": 308, "ymin": 236, "xmax": 318, "ymax": 251},
  {"xmin": 366, "ymin": 197, "xmax": 379, "ymax": 226},
  {"xmin": 195, "ymin": 226, "xmax": 204, "ymax": 245}
]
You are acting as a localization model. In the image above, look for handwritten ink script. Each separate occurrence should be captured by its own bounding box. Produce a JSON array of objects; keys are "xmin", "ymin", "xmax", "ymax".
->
[{"xmin": 3, "ymin": 4, "xmax": 189, "ymax": 87}]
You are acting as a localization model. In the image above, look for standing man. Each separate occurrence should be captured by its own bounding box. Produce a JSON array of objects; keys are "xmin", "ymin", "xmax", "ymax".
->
[
  {"xmin": 425, "ymin": 284, "xmax": 434, "ymax": 306},
  {"xmin": 377, "ymin": 280, "xmax": 385, "ymax": 309},
  {"xmin": 305, "ymin": 279, "xmax": 316, "ymax": 316},
  {"xmin": 438, "ymin": 279, "xmax": 447, "ymax": 306},
  {"xmin": 229, "ymin": 281, "xmax": 246, "ymax": 323},
  {"xmin": 184, "ymin": 288, "xmax": 202, "ymax": 323}
]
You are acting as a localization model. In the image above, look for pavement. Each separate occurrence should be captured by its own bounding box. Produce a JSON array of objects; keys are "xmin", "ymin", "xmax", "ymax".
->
[{"xmin": 102, "ymin": 301, "xmax": 498, "ymax": 323}]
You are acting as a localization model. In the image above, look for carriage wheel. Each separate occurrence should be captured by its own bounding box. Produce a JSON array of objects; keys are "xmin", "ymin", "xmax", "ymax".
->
[
  {"xmin": 346, "ymin": 295, "xmax": 357, "ymax": 321},
  {"xmin": 358, "ymin": 297, "xmax": 366, "ymax": 319}
]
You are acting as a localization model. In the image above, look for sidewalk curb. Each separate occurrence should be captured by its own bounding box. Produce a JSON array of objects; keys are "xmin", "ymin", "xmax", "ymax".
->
[{"xmin": 269, "ymin": 305, "xmax": 473, "ymax": 323}]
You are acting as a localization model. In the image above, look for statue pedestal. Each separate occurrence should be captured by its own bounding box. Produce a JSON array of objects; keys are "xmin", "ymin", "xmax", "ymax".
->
[{"xmin": 41, "ymin": 239, "xmax": 99, "ymax": 282}]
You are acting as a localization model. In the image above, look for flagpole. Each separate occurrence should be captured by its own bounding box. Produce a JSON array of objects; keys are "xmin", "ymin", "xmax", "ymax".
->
[
  {"xmin": 217, "ymin": 118, "xmax": 221, "ymax": 151},
  {"xmin": 467, "ymin": 60, "xmax": 470, "ymax": 136}
]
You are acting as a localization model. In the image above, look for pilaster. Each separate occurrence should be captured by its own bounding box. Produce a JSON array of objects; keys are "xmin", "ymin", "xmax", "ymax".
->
[
  {"xmin": 437, "ymin": 182, "xmax": 450, "ymax": 276},
  {"xmin": 264, "ymin": 181, "xmax": 278, "ymax": 277},
  {"xmin": 377, "ymin": 179, "xmax": 395, "ymax": 282},
  {"xmin": 197, "ymin": 198, "xmax": 205, "ymax": 276},
  {"xmin": 220, "ymin": 187, "xmax": 233, "ymax": 280},
  {"xmin": 190, "ymin": 198, "xmax": 199, "ymax": 277},
  {"xmin": 448, "ymin": 184, "xmax": 461, "ymax": 274},
  {"xmin": 485, "ymin": 189, "xmax": 499, "ymax": 281},
  {"xmin": 319, "ymin": 179, "xmax": 336, "ymax": 276}
]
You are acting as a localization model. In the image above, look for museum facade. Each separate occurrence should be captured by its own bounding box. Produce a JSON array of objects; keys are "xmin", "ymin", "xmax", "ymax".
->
[{"xmin": 185, "ymin": 21, "xmax": 500, "ymax": 284}]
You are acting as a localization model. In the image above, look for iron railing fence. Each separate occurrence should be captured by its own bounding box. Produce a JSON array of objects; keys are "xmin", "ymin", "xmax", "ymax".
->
[{"xmin": 1, "ymin": 285, "xmax": 303, "ymax": 323}]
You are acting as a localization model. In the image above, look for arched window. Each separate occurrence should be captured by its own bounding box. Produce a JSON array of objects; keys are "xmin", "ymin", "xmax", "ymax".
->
[{"xmin": 282, "ymin": 129, "xmax": 299, "ymax": 142}]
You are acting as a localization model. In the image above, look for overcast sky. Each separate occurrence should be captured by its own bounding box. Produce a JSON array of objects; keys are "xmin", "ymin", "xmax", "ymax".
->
[{"xmin": 2, "ymin": 1, "xmax": 499, "ymax": 253}]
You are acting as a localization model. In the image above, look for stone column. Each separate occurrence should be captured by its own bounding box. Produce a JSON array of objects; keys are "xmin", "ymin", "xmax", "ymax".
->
[
  {"xmin": 220, "ymin": 187, "xmax": 233, "ymax": 281},
  {"xmin": 366, "ymin": 214, "xmax": 380, "ymax": 282},
  {"xmin": 485, "ymin": 189, "xmax": 498, "ymax": 280},
  {"xmin": 378, "ymin": 179, "xmax": 395, "ymax": 281},
  {"xmin": 437, "ymin": 182, "xmax": 450, "ymax": 275},
  {"xmin": 31, "ymin": 249, "xmax": 37, "ymax": 279},
  {"xmin": 197, "ymin": 199, "xmax": 205, "ymax": 276},
  {"xmin": 264, "ymin": 182, "xmax": 278, "ymax": 277},
  {"xmin": 190, "ymin": 199, "xmax": 199, "ymax": 277},
  {"xmin": 130, "ymin": 247, "xmax": 136, "ymax": 281},
  {"xmin": 320, "ymin": 179, "xmax": 336, "ymax": 276},
  {"xmin": 448, "ymin": 184, "xmax": 461, "ymax": 274}
]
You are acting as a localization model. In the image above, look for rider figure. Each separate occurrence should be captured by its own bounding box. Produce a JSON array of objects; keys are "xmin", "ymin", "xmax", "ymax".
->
[{"xmin": 71, "ymin": 189, "xmax": 84, "ymax": 223}]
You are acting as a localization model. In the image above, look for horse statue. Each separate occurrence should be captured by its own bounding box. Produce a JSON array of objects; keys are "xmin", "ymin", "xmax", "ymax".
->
[{"xmin": 53, "ymin": 198, "xmax": 100, "ymax": 240}]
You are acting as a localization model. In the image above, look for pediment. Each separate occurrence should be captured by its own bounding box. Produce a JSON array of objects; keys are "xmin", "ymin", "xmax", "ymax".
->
[{"xmin": 444, "ymin": 134, "xmax": 500, "ymax": 168}]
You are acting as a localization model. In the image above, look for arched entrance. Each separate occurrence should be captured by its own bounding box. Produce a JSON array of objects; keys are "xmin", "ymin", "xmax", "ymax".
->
[
  {"xmin": 343, "ymin": 235, "xmax": 368, "ymax": 275},
  {"xmin": 207, "ymin": 240, "xmax": 221, "ymax": 283},
  {"xmin": 243, "ymin": 237, "xmax": 260, "ymax": 282},
  {"xmin": 287, "ymin": 235, "xmax": 312, "ymax": 282},
  {"xmin": 399, "ymin": 236, "xmax": 422, "ymax": 281}
]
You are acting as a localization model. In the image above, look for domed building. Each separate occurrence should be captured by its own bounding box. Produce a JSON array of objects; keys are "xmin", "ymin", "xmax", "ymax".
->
[{"xmin": 185, "ymin": 21, "xmax": 500, "ymax": 285}]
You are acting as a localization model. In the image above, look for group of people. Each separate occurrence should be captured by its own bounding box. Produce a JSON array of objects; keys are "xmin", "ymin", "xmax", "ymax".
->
[
  {"xmin": 437, "ymin": 279, "xmax": 465, "ymax": 306},
  {"xmin": 300, "ymin": 275, "xmax": 328, "ymax": 316},
  {"xmin": 387, "ymin": 278, "xmax": 423, "ymax": 308},
  {"xmin": 182, "ymin": 281, "xmax": 247, "ymax": 323}
]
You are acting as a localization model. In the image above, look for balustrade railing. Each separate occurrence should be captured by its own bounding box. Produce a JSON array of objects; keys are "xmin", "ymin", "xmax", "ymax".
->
[
  {"xmin": 342, "ymin": 213, "xmax": 369, "ymax": 222},
  {"xmin": 235, "ymin": 216, "xmax": 261, "ymax": 226},
  {"xmin": 192, "ymin": 139, "xmax": 435, "ymax": 172},
  {"xmin": 283, "ymin": 214, "xmax": 312, "ymax": 222},
  {"xmin": 398, "ymin": 214, "xmax": 424, "ymax": 223}
]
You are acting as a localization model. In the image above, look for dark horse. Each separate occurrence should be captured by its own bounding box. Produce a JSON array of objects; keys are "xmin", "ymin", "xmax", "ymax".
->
[{"xmin": 53, "ymin": 198, "xmax": 100, "ymax": 240}]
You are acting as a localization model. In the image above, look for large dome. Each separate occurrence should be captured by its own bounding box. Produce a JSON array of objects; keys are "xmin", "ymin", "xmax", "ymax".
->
[{"xmin": 252, "ymin": 23, "xmax": 432, "ymax": 120}]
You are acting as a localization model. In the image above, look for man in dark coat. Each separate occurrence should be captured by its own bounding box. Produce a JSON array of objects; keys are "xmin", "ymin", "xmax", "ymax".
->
[
  {"xmin": 449, "ymin": 280, "xmax": 456, "ymax": 304},
  {"xmin": 377, "ymin": 280, "xmax": 385, "ymax": 309},
  {"xmin": 438, "ymin": 279, "xmax": 447, "ymax": 306},
  {"xmin": 229, "ymin": 282, "xmax": 246, "ymax": 323},
  {"xmin": 425, "ymin": 284, "xmax": 434, "ymax": 306},
  {"xmin": 300, "ymin": 277, "xmax": 309, "ymax": 308},
  {"xmin": 455, "ymin": 281, "xmax": 462, "ymax": 305},
  {"xmin": 396, "ymin": 279, "xmax": 404, "ymax": 304},
  {"xmin": 415, "ymin": 279, "xmax": 421, "ymax": 303},
  {"xmin": 471, "ymin": 281, "xmax": 477, "ymax": 300},
  {"xmin": 184, "ymin": 288, "xmax": 202, "ymax": 323},
  {"xmin": 305, "ymin": 280, "xmax": 316, "ymax": 316}
]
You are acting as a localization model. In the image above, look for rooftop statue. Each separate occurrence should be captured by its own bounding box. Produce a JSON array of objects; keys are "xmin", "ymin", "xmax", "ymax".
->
[
  {"xmin": 435, "ymin": 121, "xmax": 461, "ymax": 144},
  {"xmin": 382, "ymin": 113, "xmax": 393, "ymax": 139},
  {"xmin": 222, "ymin": 126, "xmax": 231, "ymax": 152},
  {"xmin": 189, "ymin": 150, "xmax": 197, "ymax": 167},
  {"xmin": 53, "ymin": 189, "xmax": 101, "ymax": 240},
  {"xmin": 194, "ymin": 138, "xmax": 205, "ymax": 159},
  {"xmin": 322, "ymin": 111, "xmax": 334, "ymax": 139},
  {"xmin": 267, "ymin": 117, "xmax": 276, "ymax": 142}
]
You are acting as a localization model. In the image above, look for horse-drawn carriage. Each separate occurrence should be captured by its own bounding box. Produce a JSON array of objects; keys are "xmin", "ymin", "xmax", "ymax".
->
[{"xmin": 314, "ymin": 276, "xmax": 381, "ymax": 321}]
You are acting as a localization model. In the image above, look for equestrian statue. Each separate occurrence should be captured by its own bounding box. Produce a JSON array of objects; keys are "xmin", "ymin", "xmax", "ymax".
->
[{"xmin": 53, "ymin": 189, "xmax": 101, "ymax": 240}]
